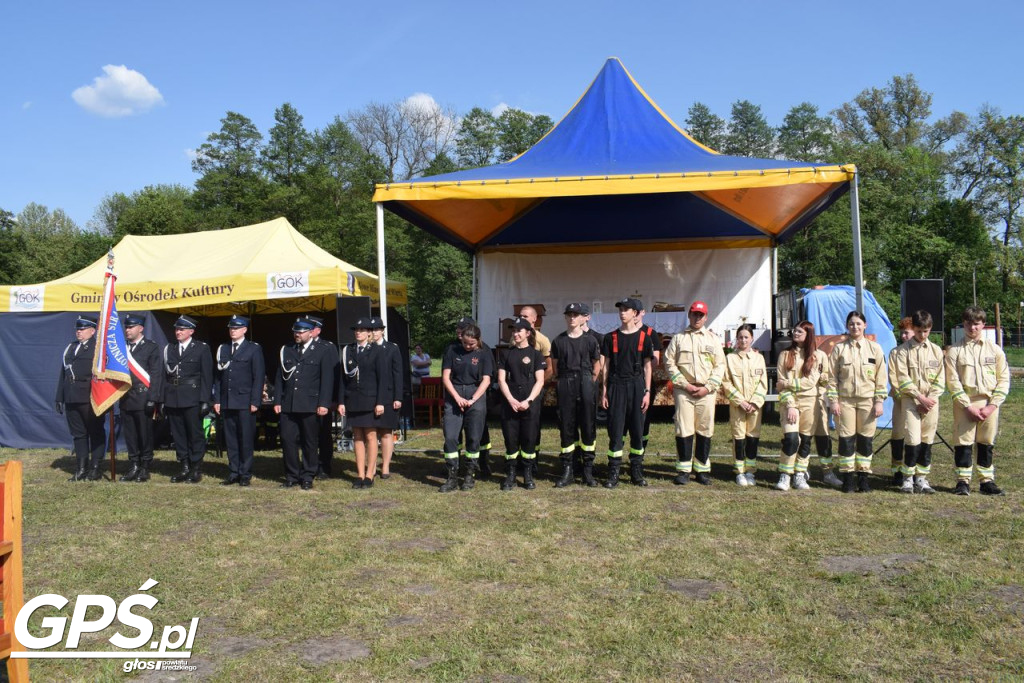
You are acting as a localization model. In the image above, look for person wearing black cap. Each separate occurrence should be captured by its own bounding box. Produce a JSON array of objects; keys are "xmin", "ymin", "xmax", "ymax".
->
[
  {"xmin": 497, "ymin": 317, "xmax": 547, "ymax": 490},
  {"xmin": 370, "ymin": 317, "xmax": 403, "ymax": 480},
  {"xmin": 440, "ymin": 323, "xmax": 493, "ymax": 492},
  {"xmin": 213, "ymin": 315, "xmax": 265, "ymax": 486},
  {"xmin": 119, "ymin": 314, "xmax": 164, "ymax": 482},
  {"xmin": 550, "ymin": 302, "xmax": 602, "ymax": 486},
  {"xmin": 304, "ymin": 314, "xmax": 340, "ymax": 479},
  {"xmin": 56, "ymin": 315, "xmax": 107, "ymax": 481},
  {"xmin": 274, "ymin": 317, "xmax": 337, "ymax": 490},
  {"xmin": 163, "ymin": 315, "xmax": 214, "ymax": 483},
  {"xmin": 634, "ymin": 304, "xmax": 663, "ymax": 453},
  {"xmin": 664, "ymin": 300, "xmax": 726, "ymax": 485},
  {"xmin": 600, "ymin": 298, "xmax": 654, "ymax": 488},
  {"xmin": 338, "ymin": 318, "xmax": 386, "ymax": 488}
]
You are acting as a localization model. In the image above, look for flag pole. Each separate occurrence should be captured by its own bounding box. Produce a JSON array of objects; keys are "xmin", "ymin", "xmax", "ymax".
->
[{"xmin": 109, "ymin": 410, "xmax": 116, "ymax": 482}]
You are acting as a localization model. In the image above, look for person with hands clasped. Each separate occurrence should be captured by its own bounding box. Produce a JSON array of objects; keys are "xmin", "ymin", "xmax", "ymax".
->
[
  {"xmin": 945, "ymin": 305, "xmax": 1010, "ymax": 496},
  {"xmin": 439, "ymin": 324, "xmax": 494, "ymax": 492},
  {"xmin": 892, "ymin": 310, "xmax": 944, "ymax": 494},
  {"xmin": 721, "ymin": 324, "xmax": 766, "ymax": 487},
  {"xmin": 827, "ymin": 311, "xmax": 887, "ymax": 493},
  {"xmin": 664, "ymin": 300, "xmax": 726, "ymax": 486},
  {"xmin": 338, "ymin": 319, "xmax": 386, "ymax": 489},
  {"xmin": 774, "ymin": 321, "xmax": 830, "ymax": 491},
  {"xmin": 497, "ymin": 317, "xmax": 547, "ymax": 490}
]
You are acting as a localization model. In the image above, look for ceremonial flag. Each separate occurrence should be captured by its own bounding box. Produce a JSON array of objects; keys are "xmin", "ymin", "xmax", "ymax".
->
[{"xmin": 90, "ymin": 251, "xmax": 132, "ymax": 414}]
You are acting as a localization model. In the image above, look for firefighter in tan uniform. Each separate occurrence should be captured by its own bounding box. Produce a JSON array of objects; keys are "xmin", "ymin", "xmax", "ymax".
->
[
  {"xmin": 945, "ymin": 306, "xmax": 1010, "ymax": 496},
  {"xmin": 775, "ymin": 321, "xmax": 830, "ymax": 491},
  {"xmin": 887, "ymin": 317, "xmax": 915, "ymax": 486},
  {"xmin": 893, "ymin": 310, "xmax": 944, "ymax": 494},
  {"xmin": 720, "ymin": 324, "xmax": 767, "ymax": 487},
  {"xmin": 827, "ymin": 311, "xmax": 888, "ymax": 493},
  {"xmin": 665, "ymin": 300, "xmax": 726, "ymax": 485}
]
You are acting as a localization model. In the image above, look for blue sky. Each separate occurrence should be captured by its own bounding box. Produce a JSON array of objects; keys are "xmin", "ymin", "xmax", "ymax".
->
[{"xmin": 2, "ymin": 0, "xmax": 1021, "ymax": 229}]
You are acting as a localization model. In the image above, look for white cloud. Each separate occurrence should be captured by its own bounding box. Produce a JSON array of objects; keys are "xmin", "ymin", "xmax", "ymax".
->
[
  {"xmin": 72, "ymin": 65, "xmax": 164, "ymax": 117},
  {"xmin": 491, "ymin": 102, "xmax": 509, "ymax": 117},
  {"xmin": 184, "ymin": 148, "xmax": 199, "ymax": 162},
  {"xmin": 22, "ymin": 101, "xmax": 31, "ymax": 110}
]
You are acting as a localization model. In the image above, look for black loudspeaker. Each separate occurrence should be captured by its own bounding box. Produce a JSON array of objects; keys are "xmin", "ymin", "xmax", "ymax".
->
[
  {"xmin": 376, "ymin": 307, "xmax": 414, "ymax": 423},
  {"xmin": 336, "ymin": 296, "xmax": 371, "ymax": 346},
  {"xmin": 901, "ymin": 279, "xmax": 944, "ymax": 331}
]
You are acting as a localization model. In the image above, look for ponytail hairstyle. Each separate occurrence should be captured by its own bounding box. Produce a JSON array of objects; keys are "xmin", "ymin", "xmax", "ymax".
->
[{"xmin": 784, "ymin": 320, "xmax": 817, "ymax": 377}]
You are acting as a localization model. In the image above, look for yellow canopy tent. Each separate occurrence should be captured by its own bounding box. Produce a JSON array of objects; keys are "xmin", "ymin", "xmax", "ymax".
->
[{"xmin": 1, "ymin": 217, "xmax": 407, "ymax": 315}]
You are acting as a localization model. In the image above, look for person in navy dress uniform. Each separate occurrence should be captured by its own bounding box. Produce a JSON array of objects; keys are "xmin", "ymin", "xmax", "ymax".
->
[
  {"xmin": 370, "ymin": 316, "xmax": 403, "ymax": 480},
  {"xmin": 338, "ymin": 318, "xmax": 387, "ymax": 488},
  {"xmin": 119, "ymin": 314, "xmax": 164, "ymax": 483},
  {"xmin": 56, "ymin": 315, "xmax": 107, "ymax": 481},
  {"xmin": 213, "ymin": 315, "xmax": 265, "ymax": 486},
  {"xmin": 275, "ymin": 317, "xmax": 336, "ymax": 490},
  {"xmin": 304, "ymin": 314, "xmax": 340, "ymax": 479},
  {"xmin": 163, "ymin": 315, "xmax": 214, "ymax": 483}
]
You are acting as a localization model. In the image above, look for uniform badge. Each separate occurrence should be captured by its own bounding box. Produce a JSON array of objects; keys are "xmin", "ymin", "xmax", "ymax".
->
[
  {"xmin": 753, "ymin": 368, "xmax": 763, "ymax": 375},
  {"xmin": 983, "ymin": 356, "xmax": 996, "ymax": 365},
  {"xmin": 928, "ymin": 360, "xmax": 940, "ymax": 368},
  {"xmin": 522, "ymin": 356, "xmax": 531, "ymax": 365},
  {"xmin": 471, "ymin": 357, "xmax": 479, "ymax": 366},
  {"xmin": 703, "ymin": 345, "xmax": 715, "ymax": 354}
]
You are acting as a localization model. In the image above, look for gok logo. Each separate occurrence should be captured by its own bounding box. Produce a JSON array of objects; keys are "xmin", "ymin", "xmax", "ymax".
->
[
  {"xmin": 267, "ymin": 270, "xmax": 309, "ymax": 299},
  {"xmin": 12, "ymin": 579, "xmax": 199, "ymax": 665},
  {"xmin": 10, "ymin": 285, "xmax": 44, "ymax": 312}
]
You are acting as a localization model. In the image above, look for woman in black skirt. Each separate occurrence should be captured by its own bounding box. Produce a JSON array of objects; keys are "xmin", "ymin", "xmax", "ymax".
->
[
  {"xmin": 338, "ymin": 318, "xmax": 386, "ymax": 489},
  {"xmin": 497, "ymin": 317, "xmax": 547, "ymax": 490},
  {"xmin": 371, "ymin": 317, "xmax": 403, "ymax": 479}
]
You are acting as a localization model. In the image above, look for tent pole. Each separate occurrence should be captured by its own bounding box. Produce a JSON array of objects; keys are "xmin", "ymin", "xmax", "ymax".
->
[
  {"xmin": 850, "ymin": 173, "xmax": 865, "ymax": 313},
  {"xmin": 472, "ymin": 253, "xmax": 478, "ymax": 320},
  {"xmin": 376, "ymin": 202, "xmax": 389, "ymax": 336}
]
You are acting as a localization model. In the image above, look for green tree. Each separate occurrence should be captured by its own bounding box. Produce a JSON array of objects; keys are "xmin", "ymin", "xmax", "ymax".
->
[
  {"xmin": 190, "ymin": 111, "xmax": 271, "ymax": 227},
  {"xmin": 93, "ymin": 185, "xmax": 198, "ymax": 241},
  {"xmin": 456, "ymin": 108, "xmax": 497, "ymax": 169},
  {"xmin": 723, "ymin": 100, "xmax": 774, "ymax": 157},
  {"xmin": 13, "ymin": 203, "xmax": 105, "ymax": 282},
  {"xmin": 262, "ymin": 103, "xmax": 311, "ymax": 186},
  {"xmin": 684, "ymin": 102, "xmax": 727, "ymax": 151},
  {"xmin": 777, "ymin": 103, "xmax": 834, "ymax": 162},
  {"xmin": 495, "ymin": 108, "xmax": 550, "ymax": 162},
  {"xmin": 0, "ymin": 208, "xmax": 26, "ymax": 285}
]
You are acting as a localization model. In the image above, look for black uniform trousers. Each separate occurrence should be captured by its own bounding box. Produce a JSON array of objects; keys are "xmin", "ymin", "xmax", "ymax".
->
[
  {"xmin": 501, "ymin": 384, "xmax": 542, "ymax": 456},
  {"xmin": 66, "ymin": 402, "xmax": 106, "ymax": 468},
  {"xmin": 166, "ymin": 405, "xmax": 206, "ymax": 465},
  {"xmin": 318, "ymin": 414, "xmax": 333, "ymax": 474},
  {"xmin": 443, "ymin": 384, "xmax": 487, "ymax": 455},
  {"xmin": 606, "ymin": 376, "xmax": 645, "ymax": 456},
  {"xmin": 122, "ymin": 408, "xmax": 154, "ymax": 465},
  {"xmin": 280, "ymin": 411, "xmax": 319, "ymax": 484},
  {"xmin": 557, "ymin": 372, "xmax": 597, "ymax": 450},
  {"xmin": 224, "ymin": 408, "xmax": 257, "ymax": 480}
]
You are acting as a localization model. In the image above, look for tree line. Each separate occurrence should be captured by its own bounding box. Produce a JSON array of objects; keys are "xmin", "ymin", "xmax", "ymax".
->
[{"xmin": 2, "ymin": 75, "xmax": 1022, "ymax": 351}]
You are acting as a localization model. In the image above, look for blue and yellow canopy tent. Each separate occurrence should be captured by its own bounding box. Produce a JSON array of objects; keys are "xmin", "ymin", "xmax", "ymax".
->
[{"xmin": 371, "ymin": 57, "xmax": 866, "ymax": 324}]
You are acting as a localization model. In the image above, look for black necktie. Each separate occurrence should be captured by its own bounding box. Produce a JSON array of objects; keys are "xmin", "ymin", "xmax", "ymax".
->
[
  {"xmin": 357, "ymin": 345, "xmax": 364, "ymax": 355},
  {"xmin": 231, "ymin": 342, "xmax": 238, "ymax": 357},
  {"xmin": 129, "ymin": 342, "xmax": 137, "ymax": 354}
]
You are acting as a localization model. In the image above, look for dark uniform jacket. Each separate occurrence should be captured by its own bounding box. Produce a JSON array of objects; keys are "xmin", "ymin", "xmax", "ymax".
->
[
  {"xmin": 340, "ymin": 342, "xmax": 387, "ymax": 412},
  {"xmin": 380, "ymin": 340, "xmax": 404, "ymax": 405},
  {"xmin": 120, "ymin": 337, "xmax": 165, "ymax": 411},
  {"xmin": 56, "ymin": 337, "xmax": 97, "ymax": 404},
  {"xmin": 274, "ymin": 341, "xmax": 335, "ymax": 413},
  {"xmin": 213, "ymin": 339, "xmax": 265, "ymax": 410},
  {"xmin": 163, "ymin": 340, "xmax": 213, "ymax": 408},
  {"xmin": 310, "ymin": 338, "xmax": 341, "ymax": 406}
]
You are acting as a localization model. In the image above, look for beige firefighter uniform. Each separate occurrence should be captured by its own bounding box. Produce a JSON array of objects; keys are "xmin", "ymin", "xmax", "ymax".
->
[
  {"xmin": 665, "ymin": 326, "xmax": 725, "ymax": 475},
  {"xmin": 945, "ymin": 337, "xmax": 1009, "ymax": 483},
  {"xmin": 827, "ymin": 338, "xmax": 887, "ymax": 473},
  {"xmin": 776, "ymin": 347, "xmax": 829, "ymax": 476},
  {"xmin": 893, "ymin": 337, "xmax": 945, "ymax": 478},
  {"xmin": 721, "ymin": 348, "xmax": 767, "ymax": 475}
]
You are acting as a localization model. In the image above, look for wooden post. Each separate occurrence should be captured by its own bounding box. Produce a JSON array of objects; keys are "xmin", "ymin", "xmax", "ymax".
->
[{"xmin": 995, "ymin": 302, "xmax": 1002, "ymax": 347}]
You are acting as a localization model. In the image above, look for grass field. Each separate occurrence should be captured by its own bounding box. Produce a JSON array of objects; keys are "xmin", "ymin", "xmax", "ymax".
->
[{"xmin": 4, "ymin": 392, "xmax": 1024, "ymax": 681}]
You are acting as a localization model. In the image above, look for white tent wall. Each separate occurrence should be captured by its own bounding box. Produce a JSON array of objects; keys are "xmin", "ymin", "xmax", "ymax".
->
[{"xmin": 476, "ymin": 247, "xmax": 773, "ymax": 348}]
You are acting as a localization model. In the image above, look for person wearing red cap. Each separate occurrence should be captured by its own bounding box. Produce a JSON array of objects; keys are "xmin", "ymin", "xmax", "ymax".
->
[
  {"xmin": 664, "ymin": 300, "xmax": 726, "ymax": 485},
  {"xmin": 721, "ymin": 324, "xmax": 767, "ymax": 487},
  {"xmin": 497, "ymin": 317, "xmax": 547, "ymax": 490},
  {"xmin": 600, "ymin": 297, "xmax": 655, "ymax": 487}
]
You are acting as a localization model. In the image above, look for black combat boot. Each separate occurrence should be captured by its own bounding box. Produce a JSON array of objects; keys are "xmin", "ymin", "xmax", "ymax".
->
[
  {"xmin": 135, "ymin": 466, "xmax": 151, "ymax": 483},
  {"xmin": 501, "ymin": 457, "xmax": 517, "ymax": 491},
  {"xmin": 121, "ymin": 460, "xmax": 140, "ymax": 482},
  {"xmin": 555, "ymin": 454, "xmax": 574, "ymax": 488},
  {"xmin": 841, "ymin": 471, "xmax": 856, "ymax": 493},
  {"xmin": 581, "ymin": 453, "xmax": 598, "ymax": 487},
  {"xmin": 187, "ymin": 461, "xmax": 203, "ymax": 483},
  {"xmin": 477, "ymin": 450, "xmax": 492, "ymax": 478},
  {"xmin": 170, "ymin": 460, "xmax": 191, "ymax": 483},
  {"xmin": 69, "ymin": 455, "xmax": 88, "ymax": 482},
  {"xmin": 522, "ymin": 459, "xmax": 536, "ymax": 490},
  {"xmin": 604, "ymin": 457, "xmax": 622, "ymax": 489},
  {"xmin": 857, "ymin": 471, "xmax": 871, "ymax": 493},
  {"xmin": 461, "ymin": 459, "xmax": 476, "ymax": 491},
  {"xmin": 629, "ymin": 455, "xmax": 648, "ymax": 487},
  {"xmin": 87, "ymin": 466, "xmax": 103, "ymax": 481},
  {"xmin": 438, "ymin": 458, "xmax": 459, "ymax": 493}
]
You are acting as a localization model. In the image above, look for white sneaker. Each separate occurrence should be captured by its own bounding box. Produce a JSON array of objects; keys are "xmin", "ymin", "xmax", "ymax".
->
[
  {"xmin": 793, "ymin": 472, "xmax": 810, "ymax": 490},
  {"xmin": 744, "ymin": 472, "xmax": 756, "ymax": 486},
  {"xmin": 735, "ymin": 473, "xmax": 749, "ymax": 487},
  {"xmin": 775, "ymin": 473, "xmax": 791, "ymax": 491},
  {"xmin": 822, "ymin": 470, "xmax": 843, "ymax": 488},
  {"xmin": 914, "ymin": 476, "xmax": 935, "ymax": 494},
  {"xmin": 899, "ymin": 477, "xmax": 914, "ymax": 494}
]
